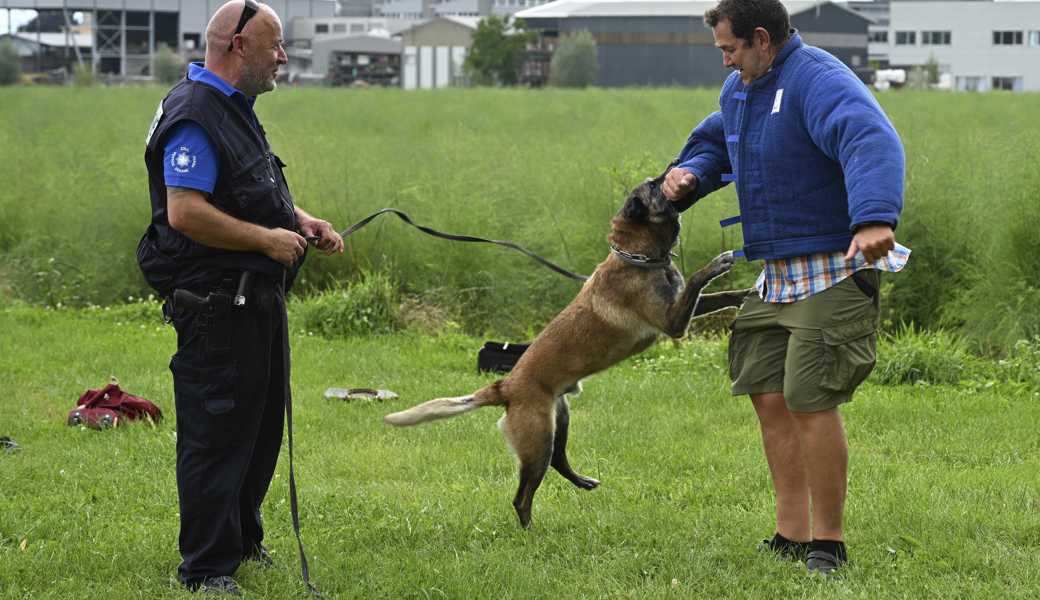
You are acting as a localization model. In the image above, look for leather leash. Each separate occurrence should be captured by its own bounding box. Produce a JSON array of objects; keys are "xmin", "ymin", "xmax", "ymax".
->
[{"xmin": 334, "ymin": 208, "xmax": 589, "ymax": 282}]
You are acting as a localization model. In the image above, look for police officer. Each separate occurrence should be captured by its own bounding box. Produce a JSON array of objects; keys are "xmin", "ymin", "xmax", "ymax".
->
[{"xmin": 137, "ymin": 1, "xmax": 344, "ymax": 595}]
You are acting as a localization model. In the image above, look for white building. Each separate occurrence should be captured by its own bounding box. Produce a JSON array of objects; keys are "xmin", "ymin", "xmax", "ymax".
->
[{"xmin": 884, "ymin": 0, "xmax": 1040, "ymax": 91}]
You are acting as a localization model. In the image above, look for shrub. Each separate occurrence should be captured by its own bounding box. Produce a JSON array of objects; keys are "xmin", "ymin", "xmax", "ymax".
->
[
  {"xmin": 153, "ymin": 44, "xmax": 186, "ymax": 85},
  {"xmin": 874, "ymin": 324, "xmax": 979, "ymax": 386},
  {"xmin": 291, "ymin": 271, "xmax": 399, "ymax": 338},
  {"xmin": 549, "ymin": 30, "xmax": 598, "ymax": 88},
  {"xmin": 0, "ymin": 40, "xmax": 21, "ymax": 85},
  {"xmin": 72, "ymin": 62, "xmax": 95, "ymax": 87}
]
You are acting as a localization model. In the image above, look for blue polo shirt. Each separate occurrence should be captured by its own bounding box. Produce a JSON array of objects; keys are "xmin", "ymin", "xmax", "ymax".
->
[{"xmin": 162, "ymin": 63, "xmax": 259, "ymax": 194}]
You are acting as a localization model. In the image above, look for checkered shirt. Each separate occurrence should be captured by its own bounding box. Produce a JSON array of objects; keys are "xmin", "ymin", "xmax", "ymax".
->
[{"xmin": 755, "ymin": 243, "xmax": 911, "ymax": 304}]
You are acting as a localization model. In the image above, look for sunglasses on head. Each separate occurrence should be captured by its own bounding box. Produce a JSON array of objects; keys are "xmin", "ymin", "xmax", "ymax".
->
[{"xmin": 226, "ymin": 0, "xmax": 260, "ymax": 52}]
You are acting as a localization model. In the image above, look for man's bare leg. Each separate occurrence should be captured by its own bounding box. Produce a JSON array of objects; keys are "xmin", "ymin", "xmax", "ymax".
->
[
  {"xmin": 751, "ymin": 392, "xmax": 811, "ymax": 542},
  {"xmin": 791, "ymin": 407, "xmax": 848, "ymax": 542}
]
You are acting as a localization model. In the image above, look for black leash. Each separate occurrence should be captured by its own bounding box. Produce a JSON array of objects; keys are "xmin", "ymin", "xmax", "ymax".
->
[
  {"xmin": 285, "ymin": 381, "xmax": 322, "ymax": 599},
  {"xmin": 336, "ymin": 208, "xmax": 589, "ymax": 282}
]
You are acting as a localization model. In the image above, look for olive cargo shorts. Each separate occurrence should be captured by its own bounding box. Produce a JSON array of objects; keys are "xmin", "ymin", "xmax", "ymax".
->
[{"xmin": 729, "ymin": 270, "xmax": 881, "ymax": 413}]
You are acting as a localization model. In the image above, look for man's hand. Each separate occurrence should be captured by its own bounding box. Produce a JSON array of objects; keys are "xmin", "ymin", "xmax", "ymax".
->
[
  {"xmin": 263, "ymin": 228, "xmax": 309, "ymax": 267},
  {"xmin": 845, "ymin": 224, "xmax": 895, "ymax": 263},
  {"xmin": 663, "ymin": 167, "xmax": 698, "ymax": 201},
  {"xmin": 297, "ymin": 214, "xmax": 345, "ymax": 255}
]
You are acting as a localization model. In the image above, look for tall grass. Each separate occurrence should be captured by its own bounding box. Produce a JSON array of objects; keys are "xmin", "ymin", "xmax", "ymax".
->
[{"xmin": 0, "ymin": 86, "xmax": 1037, "ymax": 347}]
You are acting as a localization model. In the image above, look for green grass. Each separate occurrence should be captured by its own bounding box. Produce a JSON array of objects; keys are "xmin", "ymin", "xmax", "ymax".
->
[
  {"xmin": 1, "ymin": 306, "xmax": 1038, "ymax": 599},
  {"xmin": 2, "ymin": 86, "xmax": 1039, "ymax": 348}
]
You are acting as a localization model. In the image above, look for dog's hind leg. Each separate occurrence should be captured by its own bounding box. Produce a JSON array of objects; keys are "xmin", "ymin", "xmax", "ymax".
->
[
  {"xmin": 501, "ymin": 400, "xmax": 555, "ymax": 529},
  {"xmin": 551, "ymin": 395, "xmax": 600, "ymax": 491}
]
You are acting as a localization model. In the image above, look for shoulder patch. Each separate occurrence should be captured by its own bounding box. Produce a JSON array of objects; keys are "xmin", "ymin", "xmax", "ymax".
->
[
  {"xmin": 170, "ymin": 146, "xmax": 198, "ymax": 174},
  {"xmin": 145, "ymin": 100, "xmax": 164, "ymax": 146}
]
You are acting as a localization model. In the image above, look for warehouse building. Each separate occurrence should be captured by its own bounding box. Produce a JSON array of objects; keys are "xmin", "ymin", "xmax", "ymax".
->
[{"xmin": 515, "ymin": 0, "xmax": 872, "ymax": 87}]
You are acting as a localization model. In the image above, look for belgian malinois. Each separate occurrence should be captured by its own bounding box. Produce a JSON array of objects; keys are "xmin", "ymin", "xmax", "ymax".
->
[{"xmin": 384, "ymin": 168, "xmax": 751, "ymax": 528}]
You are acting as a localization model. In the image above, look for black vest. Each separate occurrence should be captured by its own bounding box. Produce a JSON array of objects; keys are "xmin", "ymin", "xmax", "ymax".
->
[{"xmin": 137, "ymin": 75, "xmax": 298, "ymax": 296}]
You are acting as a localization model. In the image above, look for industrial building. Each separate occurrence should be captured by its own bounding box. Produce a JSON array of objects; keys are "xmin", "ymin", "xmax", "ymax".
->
[
  {"xmin": 883, "ymin": 0, "xmax": 1040, "ymax": 92},
  {"xmin": 0, "ymin": 0, "xmax": 336, "ymax": 77},
  {"xmin": 516, "ymin": 0, "xmax": 873, "ymax": 87}
]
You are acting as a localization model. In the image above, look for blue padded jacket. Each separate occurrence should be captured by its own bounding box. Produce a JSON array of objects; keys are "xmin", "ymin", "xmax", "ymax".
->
[{"xmin": 676, "ymin": 33, "xmax": 904, "ymax": 260}]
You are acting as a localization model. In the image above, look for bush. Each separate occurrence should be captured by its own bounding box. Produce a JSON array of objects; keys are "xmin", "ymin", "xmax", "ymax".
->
[
  {"xmin": 291, "ymin": 271, "xmax": 400, "ymax": 338},
  {"xmin": 874, "ymin": 324, "xmax": 980, "ymax": 386},
  {"xmin": 550, "ymin": 30, "xmax": 598, "ymax": 88},
  {"xmin": 0, "ymin": 40, "xmax": 21, "ymax": 86},
  {"xmin": 153, "ymin": 44, "xmax": 186, "ymax": 85},
  {"xmin": 72, "ymin": 62, "xmax": 95, "ymax": 87}
]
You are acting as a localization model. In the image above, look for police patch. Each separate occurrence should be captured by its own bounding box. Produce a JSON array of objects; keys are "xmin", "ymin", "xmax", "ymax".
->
[{"xmin": 170, "ymin": 146, "xmax": 197, "ymax": 174}]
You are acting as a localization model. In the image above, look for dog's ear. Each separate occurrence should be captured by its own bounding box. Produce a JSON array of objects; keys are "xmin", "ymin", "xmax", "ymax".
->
[
  {"xmin": 650, "ymin": 159, "xmax": 680, "ymax": 186},
  {"xmin": 622, "ymin": 196, "xmax": 648, "ymax": 221}
]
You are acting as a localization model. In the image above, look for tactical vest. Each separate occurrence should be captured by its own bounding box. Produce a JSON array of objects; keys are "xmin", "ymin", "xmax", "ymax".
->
[{"xmin": 137, "ymin": 76, "xmax": 298, "ymax": 296}]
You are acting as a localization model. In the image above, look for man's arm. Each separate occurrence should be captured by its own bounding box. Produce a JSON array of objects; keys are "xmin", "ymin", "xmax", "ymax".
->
[
  {"xmin": 167, "ymin": 187, "xmax": 308, "ymax": 267},
  {"xmin": 802, "ymin": 68, "xmax": 905, "ymax": 233},
  {"xmin": 664, "ymin": 111, "xmax": 732, "ymax": 211}
]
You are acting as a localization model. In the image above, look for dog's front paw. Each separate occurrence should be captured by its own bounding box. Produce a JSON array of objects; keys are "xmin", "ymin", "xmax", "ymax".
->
[{"xmin": 707, "ymin": 250, "xmax": 737, "ymax": 278}]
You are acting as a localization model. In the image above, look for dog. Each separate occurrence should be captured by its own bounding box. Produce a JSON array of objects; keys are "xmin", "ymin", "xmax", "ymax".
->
[{"xmin": 384, "ymin": 167, "xmax": 751, "ymax": 528}]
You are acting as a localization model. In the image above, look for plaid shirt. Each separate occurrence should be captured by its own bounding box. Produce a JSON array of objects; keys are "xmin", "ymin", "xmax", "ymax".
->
[{"xmin": 755, "ymin": 243, "xmax": 911, "ymax": 303}]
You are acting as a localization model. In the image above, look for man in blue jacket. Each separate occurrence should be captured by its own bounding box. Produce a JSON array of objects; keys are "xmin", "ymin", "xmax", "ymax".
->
[{"xmin": 663, "ymin": 0, "xmax": 909, "ymax": 575}]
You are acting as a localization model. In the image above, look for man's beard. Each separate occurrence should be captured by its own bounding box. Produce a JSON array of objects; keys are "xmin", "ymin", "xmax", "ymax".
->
[{"xmin": 241, "ymin": 62, "xmax": 276, "ymax": 96}]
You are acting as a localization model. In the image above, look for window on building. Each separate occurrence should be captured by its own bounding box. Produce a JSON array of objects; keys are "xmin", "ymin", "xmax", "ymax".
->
[
  {"xmin": 333, "ymin": 23, "xmax": 347, "ymax": 33},
  {"xmin": 993, "ymin": 31, "xmax": 1023, "ymax": 45},
  {"xmin": 1029, "ymin": 31, "xmax": 1040, "ymax": 47},
  {"xmin": 868, "ymin": 31, "xmax": 888, "ymax": 44},
  {"xmin": 922, "ymin": 31, "xmax": 951, "ymax": 45},
  {"xmin": 350, "ymin": 23, "xmax": 365, "ymax": 33},
  {"xmin": 895, "ymin": 31, "xmax": 916, "ymax": 45},
  {"xmin": 992, "ymin": 77, "xmax": 1020, "ymax": 91},
  {"xmin": 315, "ymin": 23, "xmax": 329, "ymax": 34}
]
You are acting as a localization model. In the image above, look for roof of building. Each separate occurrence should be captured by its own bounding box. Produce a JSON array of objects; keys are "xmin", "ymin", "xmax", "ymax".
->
[
  {"xmin": 516, "ymin": 1, "xmax": 863, "ymax": 20},
  {"xmin": 1, "ymin": 32, "xmax": 92, "ymax": 48}
]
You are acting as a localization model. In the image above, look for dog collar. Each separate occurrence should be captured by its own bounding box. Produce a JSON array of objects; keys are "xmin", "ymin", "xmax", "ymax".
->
[{"xmin": 609, "ymin": 244, "xmax": 672, "ymax": 269}]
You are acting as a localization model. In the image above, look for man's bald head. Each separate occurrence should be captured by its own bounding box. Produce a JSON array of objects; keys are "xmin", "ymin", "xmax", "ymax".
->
[
  {"xmin": 205, "ymin": 0, "xmax": 280, "ymax": 52},
  {"xmin": 203, "ymin": 1, "xmax": 287, "ymax": 96}
]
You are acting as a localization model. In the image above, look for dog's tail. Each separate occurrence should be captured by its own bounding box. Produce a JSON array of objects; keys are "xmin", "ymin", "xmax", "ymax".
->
[{"xmin": 383, "ymin": 381, "xmax": 507, "ymax": 427}]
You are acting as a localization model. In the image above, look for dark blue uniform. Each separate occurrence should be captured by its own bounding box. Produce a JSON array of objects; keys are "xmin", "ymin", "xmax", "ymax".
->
[{"xmin": 138, "ymin": 63, "xmax": 300, "ymax": 587}]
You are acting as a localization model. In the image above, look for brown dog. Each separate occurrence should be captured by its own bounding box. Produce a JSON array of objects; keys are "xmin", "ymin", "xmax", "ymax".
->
[{"xmin": 384, "ymin": 170, "xmax": 750, "ymax": 528}]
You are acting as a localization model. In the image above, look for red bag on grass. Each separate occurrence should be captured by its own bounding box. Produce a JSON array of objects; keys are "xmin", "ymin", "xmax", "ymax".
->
[{"xmin": 67, "ymin": 380, "xmax": 162, "ymax": 430}]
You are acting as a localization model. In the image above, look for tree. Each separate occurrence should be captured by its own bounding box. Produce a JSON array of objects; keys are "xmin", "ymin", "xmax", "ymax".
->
[
  {"xmin": 549, "ymin": 30, "xmax": 598, "ymax": 88},
  {"xmin": 923, "ymin": 54, "xmax": 940, "ymax": 86},
  {"xmin": 0, "ymin": 40, "xmax": 21, "ymax": 86},
  {"xmin": 464, "ymin": 16, "xmax": 535, "ymax": 86},
  {"xmin": 153, "ymin": 44, "xmax": 186, "ymax": 85}
]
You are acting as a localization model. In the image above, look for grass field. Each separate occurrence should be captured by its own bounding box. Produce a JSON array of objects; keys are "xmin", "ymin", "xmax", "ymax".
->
[
  {"xmin": 1, "ymin": 86, "xmax": 1038, "ymax": 347},
  {"xmin": 1, "ymin": 304, "xmax": 1038, "ymax": 599}
]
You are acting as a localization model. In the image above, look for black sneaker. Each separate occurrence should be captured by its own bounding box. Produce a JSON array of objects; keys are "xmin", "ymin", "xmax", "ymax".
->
[
  {"xmin": 185, "ymin": 576, "xmax": 243, "ymax": 597},
  {"xmin": 756, "ymin": 533, "xmax": 810, "ymax": 561},
  {"xmin": 243, "ymin": 544, "xmax": 275, "ymax": 567},
  {"xmin": 806, "ymin": 542, "xmax": 848, "ymax": 578}
]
